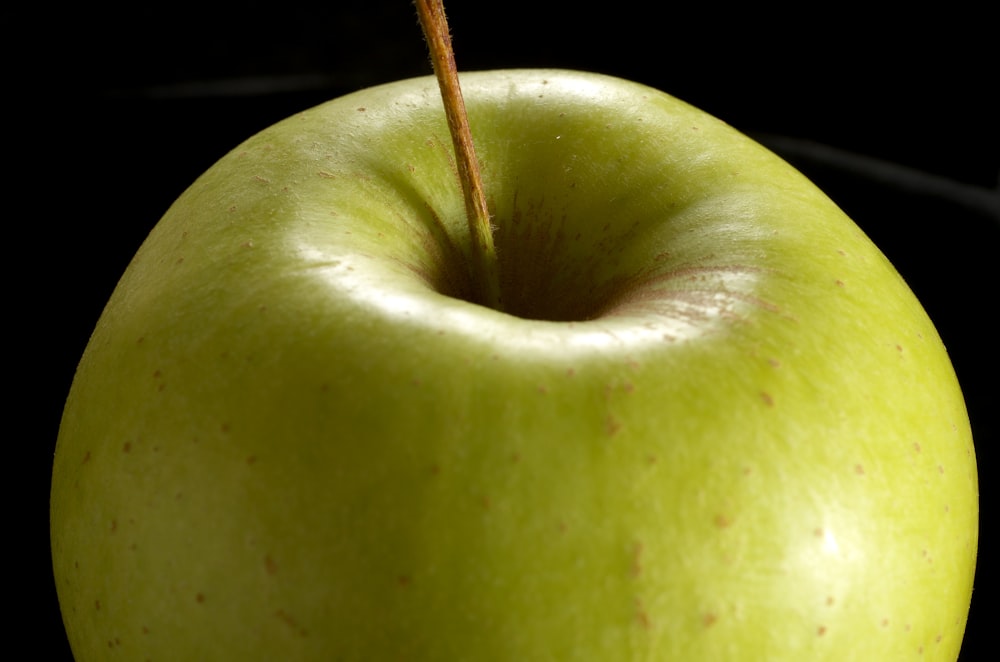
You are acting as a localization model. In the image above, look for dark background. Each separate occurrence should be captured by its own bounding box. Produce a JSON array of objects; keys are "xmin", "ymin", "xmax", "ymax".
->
[{"xmin": 25, "ymin": 2, "xmax": 996, "ymax": 659}]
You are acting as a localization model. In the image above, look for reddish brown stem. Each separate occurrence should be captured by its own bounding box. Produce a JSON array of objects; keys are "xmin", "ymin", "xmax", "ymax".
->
[{"xmin": 415, "ymin": 0, "xmax": 503, "ymax": 311}]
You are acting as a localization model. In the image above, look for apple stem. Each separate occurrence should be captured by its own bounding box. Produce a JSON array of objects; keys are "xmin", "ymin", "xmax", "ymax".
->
[{"xmin": 416, "ymin": 0, "xmax": 503, "ymax": 312}]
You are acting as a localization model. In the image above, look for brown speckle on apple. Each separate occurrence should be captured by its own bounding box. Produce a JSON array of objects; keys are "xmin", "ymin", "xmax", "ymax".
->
[
  {"xmin": 631, "ymin": 542, "xmax": 644, "ymax": 577},
  {"xmin": 275, "ymin": 609, "xmax": 308, "ymax": 636},
  {"xmin": 634, "ymin": 599, "xmax": 651, "ymax": 629}
]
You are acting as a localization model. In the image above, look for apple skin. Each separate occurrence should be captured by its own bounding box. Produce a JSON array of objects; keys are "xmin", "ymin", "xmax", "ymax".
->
[{"xmin": 51, "ymin": 70, "xmax": 977, "ymax": 660}]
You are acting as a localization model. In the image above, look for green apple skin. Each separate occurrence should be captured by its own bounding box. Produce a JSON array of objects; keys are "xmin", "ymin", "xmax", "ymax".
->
[{"xmin": 51, "ymin": 70, "xmax": 977, "ymax": 661}]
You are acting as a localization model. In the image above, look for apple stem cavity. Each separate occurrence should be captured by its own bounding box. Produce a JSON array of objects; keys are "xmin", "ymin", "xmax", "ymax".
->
[{"xmin": 416, "ymin": 0, "xmax": 504, "ymax": 312}]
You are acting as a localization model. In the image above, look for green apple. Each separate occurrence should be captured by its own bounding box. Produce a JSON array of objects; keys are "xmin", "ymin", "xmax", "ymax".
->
[{"xmin": 51, "ymin": 69, "xmax": 977, "ymax": 660}]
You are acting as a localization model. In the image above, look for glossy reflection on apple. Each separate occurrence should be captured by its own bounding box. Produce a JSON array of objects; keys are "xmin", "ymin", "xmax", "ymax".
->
[{"xmin": 51, "ymin": 70, "xmax": 978, "ymax": 661}]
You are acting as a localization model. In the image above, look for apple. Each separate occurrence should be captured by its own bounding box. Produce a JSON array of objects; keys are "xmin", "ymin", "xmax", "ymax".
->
[{"xmin": 50, "ymin": 68, "xmax": 977, "ymax": 660}]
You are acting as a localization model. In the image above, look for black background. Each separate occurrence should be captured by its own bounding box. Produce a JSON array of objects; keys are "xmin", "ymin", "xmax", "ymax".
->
[{"xmin": 24, "ymin": 2, "xmax": 996, "ymax": 659}]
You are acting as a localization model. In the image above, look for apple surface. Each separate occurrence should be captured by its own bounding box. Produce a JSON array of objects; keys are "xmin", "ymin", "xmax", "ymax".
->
[{"xmin": 50, "ymin": 69, "xmax": 978, "ymax": 660}]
